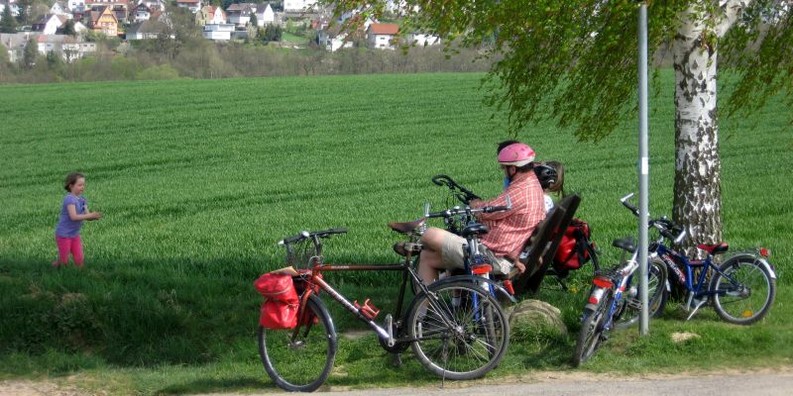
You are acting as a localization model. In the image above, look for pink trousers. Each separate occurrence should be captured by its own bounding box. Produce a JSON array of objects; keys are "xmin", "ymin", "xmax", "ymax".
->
[{"xmin": 55, "ymin": 235, "xmax": 84, "ymax": 266}]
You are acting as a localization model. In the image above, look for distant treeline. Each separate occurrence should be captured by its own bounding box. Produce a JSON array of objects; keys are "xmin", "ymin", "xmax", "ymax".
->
[{"xmin": 0, "ymin": 37, "xmax": 496, "ymax": 84}]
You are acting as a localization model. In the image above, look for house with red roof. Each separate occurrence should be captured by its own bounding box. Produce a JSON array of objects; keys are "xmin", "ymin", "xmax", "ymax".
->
[{"xmin": 366, "ymin": 22, "xmax": 399, "ymax": 50}]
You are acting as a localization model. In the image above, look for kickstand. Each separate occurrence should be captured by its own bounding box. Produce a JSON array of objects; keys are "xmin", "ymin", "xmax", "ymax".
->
[
  {"xmin": 686, "ymin": 299, "xmax": 707, "ymax": 321},
  {"xmin": 389, "ymin": 353, "xmax": 403, "ymax": 367}
]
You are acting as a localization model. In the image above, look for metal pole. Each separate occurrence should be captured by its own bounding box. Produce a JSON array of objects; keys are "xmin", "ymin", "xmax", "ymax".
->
[{"xmin": 638, "ymin": 1, "xmax": 650, "ymax": 335}]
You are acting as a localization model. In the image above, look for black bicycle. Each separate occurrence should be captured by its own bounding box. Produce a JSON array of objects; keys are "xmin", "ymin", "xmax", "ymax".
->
[{"xmin": 258, "ymin": 220, "xmax": 513, "ymax": 391}]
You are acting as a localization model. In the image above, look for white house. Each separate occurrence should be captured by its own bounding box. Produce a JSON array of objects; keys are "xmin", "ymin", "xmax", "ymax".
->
[
  {"xmin": 138, "ymin": 0, "xmax": 166, "ymax": 11},
  {"xmin": 203, "ymin": 23, "xmax": 234, "ymax": 40},
  {"xmin": 36, "ymin": 34, "xmax": 97, "ymax": 62},
  {"xmin": 317, "ymin": 27, "xmax": 353, "ymax": 52},
  {"xmin": 226, "ymin": 3, "xmax": 255, "ymax": 26},
  {"xmin": 0, "ymin": 2, "xmax": 20, "ymax": 17},
  {"xmin": 408, "ymin": 33, "xmax": 440, "ymax": 47},
  {"xmin": 254, "ymin": 3, "xmax": 274, "ymax": 27},
  {"xmin": 206, "ymin": 5, "xmax": 225, "ymax": 25},
  {"xmin": 32, "ymin": 14, "xmax": 69, "ymax": 35},
  {"xmin": 175, "ymin": 0, "xmax": 200, "ymax": 13},
  {"xmin": 367, "ymin": 22, "xmax": 398, "ymax": 50},
  {"xmin": 130, "ymin": 3, "xmax": 150, "ymax": 22},
  {"xmin": 50, "ymin": 2, "xmax": 71, "ymax": 16},
  {"xmin": 66, "ymin": 0, "xmax": 86, "ymax": 12},
  {"xmin": 0, "ymin": 32, "xmax": 29, "ymax": 63},
  {"xmin": 126, "ymin": 19, "xmax": 170, "ymax": 40},
  {"xmin": 283, "ymin": 0, "xmax": 316, "ymax": 13}
]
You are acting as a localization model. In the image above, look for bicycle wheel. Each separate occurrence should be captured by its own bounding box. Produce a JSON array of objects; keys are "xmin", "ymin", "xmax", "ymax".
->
[
  {"xmin": 258, "ymin": 294, "xmax": 337, "ymax": 392},
  {"xmin": 711, "ymin": 255, "xmax": 776, "ymax": 325},
  {"xmin": 614, "ymin": 258, "xmax": 668, "ymax": 330},
  {"xmin": 573, "ymin": 289, "xmax": 612, "ymax": 367},
  {"xmin": 407, "ymin": 280, "xmax": 509, "ymax": 380}
]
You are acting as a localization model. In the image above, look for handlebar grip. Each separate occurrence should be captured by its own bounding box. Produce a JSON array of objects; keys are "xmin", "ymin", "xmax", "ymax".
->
[
  {"xmin": 431, "ymin": 174, "xmax": 451, "ymax": 187},
  {"xmin": 483, "ymin": 205, "xmax": 510, "ymax": 213},
  {"xmin": 320, "ymin": 227, "xmax": 348, "ymax": 235},
  {"xmin": 280, "ymin": 230, "xmax": 310, "ymax": 245}
]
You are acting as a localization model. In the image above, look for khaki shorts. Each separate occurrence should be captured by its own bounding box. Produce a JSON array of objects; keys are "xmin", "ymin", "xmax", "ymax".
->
[{"xmin": 440, "ymin": 233, "xmax": 513, "ymax": 275}]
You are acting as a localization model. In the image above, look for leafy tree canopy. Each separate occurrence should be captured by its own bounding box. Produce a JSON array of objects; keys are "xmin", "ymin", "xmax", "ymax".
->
[{"xmin": 328, "ymin": 0, "xmax": 792, "ymax": 141}]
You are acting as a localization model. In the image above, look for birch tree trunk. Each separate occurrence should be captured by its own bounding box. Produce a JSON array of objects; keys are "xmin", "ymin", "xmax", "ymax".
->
[{"xmin": 672, "ymin": 1, "xmax": 748, "ymax": 256}]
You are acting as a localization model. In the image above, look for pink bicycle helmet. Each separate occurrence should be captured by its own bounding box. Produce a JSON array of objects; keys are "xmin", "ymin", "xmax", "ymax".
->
[{"xmin": 497, "ymin": 143, "xmax": 535, "ymax": 167}]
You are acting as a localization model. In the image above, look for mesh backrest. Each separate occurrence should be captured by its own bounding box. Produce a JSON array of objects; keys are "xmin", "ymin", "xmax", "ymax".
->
[{"xmin": 513, "ymin": 194, "xmax": 581, "ymax": 294}]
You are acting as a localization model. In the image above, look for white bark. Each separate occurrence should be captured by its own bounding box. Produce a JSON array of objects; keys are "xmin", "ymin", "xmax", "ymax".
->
[
  {"xmin": 670, "ymin": 1, "xmax": 752, "ymax": 257},
  {"xmin": 672, "ymin": 3, "xmax": 728, "ymax": 253},
  {"xmin": 716, "ymin": 1, "xmax": 751, "ymax": 37}
]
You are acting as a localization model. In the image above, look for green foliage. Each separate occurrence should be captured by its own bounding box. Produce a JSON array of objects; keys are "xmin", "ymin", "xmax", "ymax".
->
[
  {"xmin": 721, "ymin": 0, "xmax": 793, "ymax": 119},
  {"xmin": 137, "ymin": 63, "xmax": 180, "ymax": 80},
  {"xmin": 0, "ymin": 72, "xmax": 790, "ymax": 392},
  {"xmin": 58, "ymin": 19, "xmax": 77, "ymax": 36},
  {"xmin": 21, "ymin": 36, "xmax": 37, "ymax": 69},
  {"xmin": 0, "ymin": 4, "xmax": 17, "ymax": 33},
  {"xmin": 261, "ymin": 23, "xmax": 282, "ymax": 43},
  {"xmin": 329, "ymin": 0, "xmax": 792, "ymax": 139},
  {"xmin": 15, "ymin": 0, "xmax": 28, "ymax": 25}
]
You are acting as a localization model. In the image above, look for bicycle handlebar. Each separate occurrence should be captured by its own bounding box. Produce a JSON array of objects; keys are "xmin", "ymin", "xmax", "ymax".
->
[
  {"xmin": 620, "ymin": 193, "xmax": 686, "ymax": 244},
  {"xmin": 431, "ymin": 174, "xmax": 481, "ymax": 204},
  {"xmin": 426, "ymin": 195, "xmax": 512, "ymax": 219},
  {"xmin": 278, "ymin": 228, "xmax": 348, "ymax": 245}
]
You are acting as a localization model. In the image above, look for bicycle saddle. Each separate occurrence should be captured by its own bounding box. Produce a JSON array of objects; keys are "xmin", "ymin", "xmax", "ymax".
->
[
  {"xmin": 697, "ymin": 242, "xmax": 729, "ymax": 255},
  {"xmin": 612, "ymin": 238, "xmax": 636, "ymax": 253},
  {"xmin": 461, "ymin": 223, "xmax": 489, "ymax": 238},
  {"xmin": 388, "ymin": 218, "xmax": 426, "ymax": 235}
]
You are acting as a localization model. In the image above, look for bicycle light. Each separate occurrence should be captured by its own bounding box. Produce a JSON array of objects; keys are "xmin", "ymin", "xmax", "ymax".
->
[
  {"xmin": 592, "ymin": 277, "xmax": 614, "ymax": 289},
  {"xmin": 759, "ymin": 247, "xmax": 770, "ymax": 258}
]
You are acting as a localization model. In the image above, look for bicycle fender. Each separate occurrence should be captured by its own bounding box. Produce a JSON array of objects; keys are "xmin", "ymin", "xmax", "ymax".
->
[
  {"xmin": 725, "ymin": 253, "xmax": 777, "ymax": 280},
  {"xmin": 431, "ymin": 274, "xmax": 518, "ymax": 304}
]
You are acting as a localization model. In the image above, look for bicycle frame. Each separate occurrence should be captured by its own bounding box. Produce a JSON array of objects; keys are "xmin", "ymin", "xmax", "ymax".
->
[
  {"xmin": 293, "ymin": 256, "xmax": 510, "ymax": 349},
  {"xmin": 589, "ymin": 251, "xmax": 639, "ymax": 332},
  {"xmin": 295, "ymin": 259, "xmax": 420, "ymax": 347},
  {"xmin": 653, "ymin": 243, "xmax": 776, "ymax": 315}
]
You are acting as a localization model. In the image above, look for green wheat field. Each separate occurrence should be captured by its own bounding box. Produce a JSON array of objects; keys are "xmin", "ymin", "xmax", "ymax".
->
[{"xmin": 0, "ymin": 72, "xmax": 790, "ymax": 394}]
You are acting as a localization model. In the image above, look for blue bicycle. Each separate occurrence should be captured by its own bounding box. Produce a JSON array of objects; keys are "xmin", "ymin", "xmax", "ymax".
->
[{"xmin": 619, "ymin": 196, "xmax": 778, "ymax": 325}]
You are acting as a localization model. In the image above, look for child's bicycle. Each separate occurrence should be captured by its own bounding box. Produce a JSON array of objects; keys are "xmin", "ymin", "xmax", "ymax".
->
[
  {"xmin": 619, "ymin": 194, "xmax": 777, "ymax": 324},
  {"xmin": 257, "ymin": 223, "xmax": 513, "ymax": 392},
  {"xmin": 573, "ymin": 194, "xmax": 669, "ymax": 366}
]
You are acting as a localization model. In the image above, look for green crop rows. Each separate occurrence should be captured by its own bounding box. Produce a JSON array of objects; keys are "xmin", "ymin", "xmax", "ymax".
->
[{"xmin": 0, "ymin": 72, "xmax": 790, "ymax": 391}]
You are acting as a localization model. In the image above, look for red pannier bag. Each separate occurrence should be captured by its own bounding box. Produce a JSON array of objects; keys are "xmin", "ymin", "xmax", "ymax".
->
[
  {"xmin": 553, "ymin": 218, "xmax": 593, "ymax": 271},
  {"xmin": 254, "ymin": 273, "xmax": 299, "ymax": 329}
]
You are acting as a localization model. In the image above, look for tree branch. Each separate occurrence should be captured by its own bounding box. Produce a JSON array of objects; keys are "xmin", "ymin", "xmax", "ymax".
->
[{"xmin": 716, "ymin": 0, "xmax": 753, "ymax": 37}]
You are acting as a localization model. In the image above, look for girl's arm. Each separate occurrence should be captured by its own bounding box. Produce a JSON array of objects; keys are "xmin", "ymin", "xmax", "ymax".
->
[{"xmin": 67, "ymin": 204, "xmax": 101, "ymax": 221}]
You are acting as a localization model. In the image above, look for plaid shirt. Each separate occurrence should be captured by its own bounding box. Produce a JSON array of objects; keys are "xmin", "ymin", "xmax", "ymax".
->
[{"xmin": 473, "ymin": 170, "xmax": 545, "ymax": 260}]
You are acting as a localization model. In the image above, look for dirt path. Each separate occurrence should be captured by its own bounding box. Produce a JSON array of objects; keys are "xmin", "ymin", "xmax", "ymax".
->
[{"xmin": 4, "ymin": 366, "xmax": 793, "ymax": 395}]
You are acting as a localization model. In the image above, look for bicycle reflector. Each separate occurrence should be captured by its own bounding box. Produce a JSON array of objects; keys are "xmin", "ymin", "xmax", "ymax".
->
[
  {"xmin": 592, "ymin": 277, "xmax": 614, "ymax": 289},
  {"xmin": 471, "ymin": 264, "xmax": 493, "ymax": 275},
  {"xmin": 759, "ymin": 248, "xmax": 770, "ymax": 258}
]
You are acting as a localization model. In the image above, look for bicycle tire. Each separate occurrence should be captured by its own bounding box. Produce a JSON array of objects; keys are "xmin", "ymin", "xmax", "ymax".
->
[
  {"xmin": 258, "ymin": 294, "xmax": 337, "ymax": 392},
  {"xmin": 614, "ymin": 258, "xmax": 668, "ymax": 329},
  {"xmin": 407, "ymin": 280, "xmax": 509, "ymax": 380},
  {"xmin": 573, "ymin": 288, "xmax": 612, "ymax": 367},
  {"xmin": 711, "ymin": 255, "xmax": 776, "ymax": 325}
]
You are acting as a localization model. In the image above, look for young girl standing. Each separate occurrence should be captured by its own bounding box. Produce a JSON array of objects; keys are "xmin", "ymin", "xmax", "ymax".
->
[{"xmin": 54, "ymin": 172, "xmax": 102, "ymax": 268}]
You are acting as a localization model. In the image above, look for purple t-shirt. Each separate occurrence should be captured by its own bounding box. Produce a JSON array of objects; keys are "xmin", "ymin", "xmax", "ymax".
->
[{"xmin": 55, "ymin": 194, "xmax": 87, "ymax": 238}]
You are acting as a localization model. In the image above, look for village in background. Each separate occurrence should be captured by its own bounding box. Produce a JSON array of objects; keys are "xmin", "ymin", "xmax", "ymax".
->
[{"xmin": 0, "ymin": 0, "xmax": 455, "ymax": 79}]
